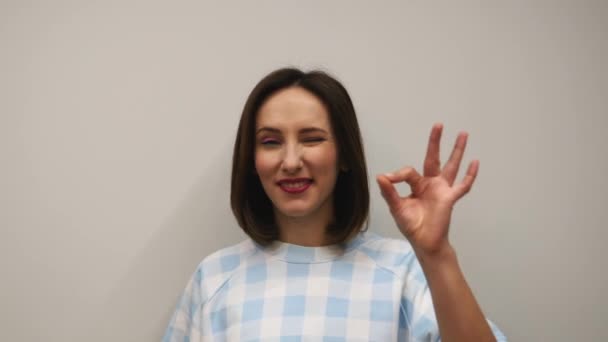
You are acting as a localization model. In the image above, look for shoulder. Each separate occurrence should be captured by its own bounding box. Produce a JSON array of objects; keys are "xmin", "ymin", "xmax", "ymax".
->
[
  {"xmin": 353, "ymin": 231, "xmax": 423, "ymax": 280},
  {"xmin": 191, "ymin": 238, "xmax": 261, "ymax": 304},
  {"xmin": 355, "ymin": 231, "xmax": 416, "ymax": 267},
  {"xmin": 198, "ymin": 238, "xmax": 259, "ymax": 270},
  {"xmin": 163, "ymin": 239, "xmax": 262, "ymax": 338}
]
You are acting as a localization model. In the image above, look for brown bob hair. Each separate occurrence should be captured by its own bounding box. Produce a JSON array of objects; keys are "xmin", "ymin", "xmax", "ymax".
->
[{"xmin": 230, "ymin": 67, "xmax": 369, "ymax": 246}]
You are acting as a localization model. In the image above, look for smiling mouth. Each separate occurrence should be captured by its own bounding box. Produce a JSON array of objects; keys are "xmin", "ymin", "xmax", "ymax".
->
[{"xmin": 277, "ymin": 179, "xmax": 313, "ymax": 194}]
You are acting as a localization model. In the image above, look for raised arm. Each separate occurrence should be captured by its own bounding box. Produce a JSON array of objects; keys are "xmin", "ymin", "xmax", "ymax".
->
[{"xmin": 376, "ymin": 123, "xmax": 499, "ymax": 342}]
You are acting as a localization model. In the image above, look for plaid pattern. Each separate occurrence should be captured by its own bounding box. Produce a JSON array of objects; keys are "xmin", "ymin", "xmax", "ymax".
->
[{"xmin": 163, "ymin": 232, "xmax": 507, "ymax": 341}]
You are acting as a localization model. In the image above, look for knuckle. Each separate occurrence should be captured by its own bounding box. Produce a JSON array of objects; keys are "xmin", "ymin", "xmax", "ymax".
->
[
  {"xmin": 424, "ymin": 160, "xmax": 437, "ymax": 167},
  {"xmin": 399, "ymin": 166, "xmax": 413, "ymax": 176}
]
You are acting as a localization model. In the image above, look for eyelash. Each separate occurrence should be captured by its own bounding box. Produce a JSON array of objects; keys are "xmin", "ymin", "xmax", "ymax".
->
[
  {"xmin": 261, "ymin": 140, "xmax": 279, "ymax": 145},
  {"xmin": 261, "ymin": 138, "xmax": 325, "ymax": 145}
]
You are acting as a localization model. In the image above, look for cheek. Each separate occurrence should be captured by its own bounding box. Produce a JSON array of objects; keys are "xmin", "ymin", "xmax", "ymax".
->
[
  {"xmin": 254, "ymin": 151, "xmax": 277, "ymax": 178},
  {"xmin": 308, "ymin": 147, "xmax": 338, "ymax": 174}
]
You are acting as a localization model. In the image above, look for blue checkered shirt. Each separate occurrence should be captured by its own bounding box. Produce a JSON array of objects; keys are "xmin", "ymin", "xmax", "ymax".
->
[{"xmin": 162, "ymin": 231, "xmax": 506, "ymax": 341}]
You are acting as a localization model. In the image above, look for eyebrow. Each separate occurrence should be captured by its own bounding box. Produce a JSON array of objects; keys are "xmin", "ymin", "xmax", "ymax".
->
[{"xmin": 255, "ymin": 126, "xmax": 329, "ymax": 135}]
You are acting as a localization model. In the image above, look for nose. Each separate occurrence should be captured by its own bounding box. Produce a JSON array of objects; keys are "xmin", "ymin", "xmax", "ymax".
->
[{"xmin": 281, "ymin": 142, "xmax": 303, "ymax": 174}]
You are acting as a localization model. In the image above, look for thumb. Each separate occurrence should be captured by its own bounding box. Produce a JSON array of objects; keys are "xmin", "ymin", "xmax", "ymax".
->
[{"xmin": 376, "ymin": 174, "xmax": 401, "ymax": 210}]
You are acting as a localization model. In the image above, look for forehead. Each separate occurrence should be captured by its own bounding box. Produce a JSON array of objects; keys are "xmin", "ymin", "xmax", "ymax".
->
[{"xmin": 256, "ymin": 87, "xmax": 331, "ymax": 130}]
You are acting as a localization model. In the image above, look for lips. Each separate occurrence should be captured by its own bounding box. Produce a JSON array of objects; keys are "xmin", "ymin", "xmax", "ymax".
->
[{"xmin": 277, "ymin": 178, "xmax": 313, "ymax": 194}]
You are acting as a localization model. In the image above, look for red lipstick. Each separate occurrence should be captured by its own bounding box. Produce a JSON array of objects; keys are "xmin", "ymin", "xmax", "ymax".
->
[{"xmin": 277, "ymin": 178, "xmax": 313, "ymax": 194}]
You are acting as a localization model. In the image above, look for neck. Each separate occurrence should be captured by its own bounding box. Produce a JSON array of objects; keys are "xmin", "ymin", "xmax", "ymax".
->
[{"xmin": 274, "ymin": 200, "xmax": 334, "ymax": 247}]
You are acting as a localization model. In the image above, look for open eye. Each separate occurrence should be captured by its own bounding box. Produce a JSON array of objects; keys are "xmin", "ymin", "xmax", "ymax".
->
[{"xmin": 261, "ymin": 138, "xmax": 280, "ymax": 145}]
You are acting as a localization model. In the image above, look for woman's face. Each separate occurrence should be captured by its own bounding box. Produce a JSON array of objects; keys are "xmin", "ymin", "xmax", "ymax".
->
[{"xmin": 254, "ymin": 86, "xmax": 339, "ymax": 221}]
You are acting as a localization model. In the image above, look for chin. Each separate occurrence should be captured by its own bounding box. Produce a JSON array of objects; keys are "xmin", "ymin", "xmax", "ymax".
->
[{"xmin": 275, "ymin": 204, "xmax": 315, "ymax": 218}]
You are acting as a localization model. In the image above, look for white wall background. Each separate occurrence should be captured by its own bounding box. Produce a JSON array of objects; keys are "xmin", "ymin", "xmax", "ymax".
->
[{"xmin": 2, "ymin": 1, "xmax": 607, "ymax": 341}]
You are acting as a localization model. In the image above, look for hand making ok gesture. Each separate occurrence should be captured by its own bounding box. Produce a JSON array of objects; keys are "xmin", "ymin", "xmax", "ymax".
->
[{"xmin": 376, "ymin": 123, "xmax": 479, "ymax": 257}]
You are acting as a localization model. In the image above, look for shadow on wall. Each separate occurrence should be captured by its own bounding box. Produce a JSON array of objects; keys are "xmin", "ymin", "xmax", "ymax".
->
[{"xmin": 89, "ymin": 143, "xmax": 247, "ymax": 341}]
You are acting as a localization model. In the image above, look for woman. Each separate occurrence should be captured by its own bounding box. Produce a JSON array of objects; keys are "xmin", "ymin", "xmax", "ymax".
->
[{"xmin": 163, "ymin": 68, "xmax": 506, "ymax": 341}]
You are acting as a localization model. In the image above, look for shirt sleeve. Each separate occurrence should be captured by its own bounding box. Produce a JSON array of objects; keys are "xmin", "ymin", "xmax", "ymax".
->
[
  {"xmin": 162, "ymin": 267, "xmax": 204, "ymax": 342},
  {"xmin": 398, "ymin": 250, "xmax": 508, "ymax": 342}
]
